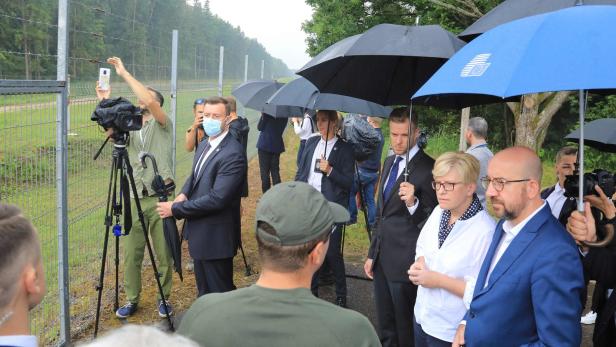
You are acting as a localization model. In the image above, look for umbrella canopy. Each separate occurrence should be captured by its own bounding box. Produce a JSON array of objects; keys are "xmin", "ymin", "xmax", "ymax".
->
[
  {"xmin": 413, "ymin": 5, "xmax": 616, "ymax": 109},
  {"xmin": 231, "ymin": 79, "xmax": 284, "ymax": 112},
  {"xmin": 266, "ymin": 77, "xmax": 393, "ymax": 118},
  {"xmin": 566, "ymin": 118, "xmax": 616, "ymax": 153},
  {"xmin": 296, "ymin": 24, "xmax": 466, "ymax": 106},
  {"xmin": 459, "ymin": 0, "xmax": 616, "ymax": 41}
]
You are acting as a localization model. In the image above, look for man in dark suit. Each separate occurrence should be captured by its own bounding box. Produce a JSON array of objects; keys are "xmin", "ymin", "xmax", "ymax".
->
[
  {"xmin": 364, "ymin": 107, "xmax": 438, "ymax": 347},
  {"xmin": 156, "ymin": 97, "xmax": 246, "ymax": 297},
  {"xmin": 257, "ymin": 113, "xmax": 288, "ymax": 193},
  {"xmin": 296, "ymin": 110, "xmax": 354, "ymax": 307},
  {"xmin": 541, "ymin": 146, "xmax": 577, "ymax": 225},
  {"xmin": 452, "ymin": 147, "xmax": 584, "ymax": 347},
  {"xmin": 568, "ymin": 187, "xmax": 616, "ymax": 347}
]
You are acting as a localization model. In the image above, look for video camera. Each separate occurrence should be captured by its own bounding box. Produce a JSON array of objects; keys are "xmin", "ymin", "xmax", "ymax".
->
[
  {"xmin": 564, "ymin": 168, "xmax": 615, "ymax": 198},
  {"xmin": 91, "ymin": 97, "xmax": 143, "ymax": 134}
]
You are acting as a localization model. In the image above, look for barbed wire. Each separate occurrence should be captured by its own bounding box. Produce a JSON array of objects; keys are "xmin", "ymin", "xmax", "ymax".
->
[
  {"xmin": 0, "ymin": 12, "xmax": 58, "ymax": 29},
  {"xmin": 70, "ymin": 28, "xmax": 164, "ymax": 50},
  {"xmin": 69, "ymin": 0, "xmax": 152, "ymax": 29},
  {"xmin": 0, "ymin": 50, "xmax": 172, "ymax": 70}
]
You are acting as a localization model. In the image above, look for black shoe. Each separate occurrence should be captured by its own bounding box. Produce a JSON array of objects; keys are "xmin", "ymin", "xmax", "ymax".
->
[{"xmin": 335, "ymin": 296, "xmax": 347, "ymax": 308}]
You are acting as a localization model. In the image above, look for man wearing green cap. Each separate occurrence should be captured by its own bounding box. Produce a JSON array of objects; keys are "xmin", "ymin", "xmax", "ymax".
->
[{"xmin": 178, "ymin": 181, "xmax": 380, "ymax": 347}]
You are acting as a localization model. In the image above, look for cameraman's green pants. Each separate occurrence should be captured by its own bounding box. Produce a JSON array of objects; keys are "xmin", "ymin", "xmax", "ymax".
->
[{"xmin": 124, "ymin": 196, "xmax": 173, "ymax": 304}]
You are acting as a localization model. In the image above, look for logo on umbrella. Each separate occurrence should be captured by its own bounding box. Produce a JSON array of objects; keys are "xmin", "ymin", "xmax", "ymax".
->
[{"xmin": 460, "ymin": 53, "xmax": 491, "ymax": 77}]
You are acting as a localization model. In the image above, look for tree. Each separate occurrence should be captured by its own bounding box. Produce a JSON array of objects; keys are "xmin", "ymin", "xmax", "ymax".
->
[{"xmin": 302, "ymin": 0, "xmax": 570, "ymax": 152}]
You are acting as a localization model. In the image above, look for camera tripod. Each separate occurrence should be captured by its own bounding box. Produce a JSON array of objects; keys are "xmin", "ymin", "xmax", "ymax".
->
[{"xmin": 93, "ymin": 133, "xmax": 173, "ymax": 336}]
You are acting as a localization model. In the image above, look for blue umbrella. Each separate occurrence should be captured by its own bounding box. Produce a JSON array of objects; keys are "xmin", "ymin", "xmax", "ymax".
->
[
  {"xmin": 266, "ymin": 77, "xmax": 393, "ymax": 118},
  {"xmin": 412, "ymin": 5, "xmax": 616, "ymax": 218}
]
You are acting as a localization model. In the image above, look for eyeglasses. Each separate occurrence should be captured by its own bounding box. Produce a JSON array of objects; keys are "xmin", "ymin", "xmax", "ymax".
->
[
  {"xmin": 480, "ymin": 177, "xmax": 530, "ymax": 192},
  {"xmin": 194, "ymin": 98, "xmax": 205, "ymax": 105},
  {"xmin": 431, "ymin": 181, "xmax": 462, "ymax": 192}
]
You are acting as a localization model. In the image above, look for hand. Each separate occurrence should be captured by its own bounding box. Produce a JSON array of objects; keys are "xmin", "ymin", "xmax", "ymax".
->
[
  {"xmin": 173, "ymin": 193, "xmax": 187, "ymax": 203},
  {"xmin": 319, "ymin": 156, "xmax": 332, "ymax": 175},
  {"xmin": 95, "ymin": 81, "xmax": 111, "ymax": 101},
  {"xmin": 452, "ymin": 324, "xmax": 466, "ymax": 347},
  {"xmin": 567, "ymin": 202, "xmax": 597, "ymax": 248},
  {"xmin": 156, "ymin": 201, "xmax": 174, "ymax": 218},
  {"xmin": 107, "ymin": 56, "xmax": 128, "ymax": 77},
  {"xmin": 408, "ymin": 256, "xmax": 437, "ymax": 287},
  {"xmin": 192, "ymin": 115, "xmax": 203, "ymax": 129},
  {"xmin": 584, "ymin": 185, "xmax": 616, "ymax": 219},
  {"xmin": 399, "ymin": 182, "xmax": 416, "ymax": 207},
  {"xmin": 364, "ymin": 258, "xmax": 374, "ymax": 279}
]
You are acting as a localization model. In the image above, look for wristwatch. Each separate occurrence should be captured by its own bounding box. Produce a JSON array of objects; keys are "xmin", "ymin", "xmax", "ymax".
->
[{"xmin": 600, "ymin": 214, "xmax": 616, "ymax": 226}]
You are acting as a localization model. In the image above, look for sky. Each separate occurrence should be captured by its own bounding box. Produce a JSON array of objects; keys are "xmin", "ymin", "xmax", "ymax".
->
[{"xmin": 208, "ymin": 0, "xmax": 313, "ymax": 71}]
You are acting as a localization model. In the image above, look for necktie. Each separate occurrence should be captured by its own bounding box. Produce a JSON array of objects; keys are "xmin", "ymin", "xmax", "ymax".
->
[
  {"xmin": 194, "ymin": 141, "xmax": 212, "ymax": 177},
  {"xmin": 383, "ymin": 156, "xmax": 403, "ymax": 202}
]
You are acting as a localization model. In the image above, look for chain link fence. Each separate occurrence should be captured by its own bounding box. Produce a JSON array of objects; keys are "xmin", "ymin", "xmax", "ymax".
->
[{"xmin": 0, "ymin": 3, "xmax": 266, "ymax": 343}]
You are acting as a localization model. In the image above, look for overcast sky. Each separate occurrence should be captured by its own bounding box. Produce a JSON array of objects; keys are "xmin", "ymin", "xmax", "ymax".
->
[{"xmin": 208, "ymin": 0, "xmax": 313, "ymax": 70}]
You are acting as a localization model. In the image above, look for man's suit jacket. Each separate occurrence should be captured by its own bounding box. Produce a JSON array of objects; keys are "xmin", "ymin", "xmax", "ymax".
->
[
  {"xmin": 295, "ymin": 136, "xmax": 354, "ymax": 207},
  {"xmin": 172, "ymin": 133, "xmax": 247, "ymax": 261},
  {"xmin": 368, "ymin": 150, "xmax": 438, "ymax": 283},
  {"xmin": 540, "ymin": 185, "xmax": 576, "ymax": 226},
  {"xmin": 464, "ymin": 204, "xmax": 584, "ymax": 347},
  {"xmin": 256, "ymin": 113, "xmax": 288, "ymax": 154}
]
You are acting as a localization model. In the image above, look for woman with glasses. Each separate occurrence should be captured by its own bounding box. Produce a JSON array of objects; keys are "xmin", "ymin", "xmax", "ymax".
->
[{"xmin": 408, "ymin": 152, "xmax": 495, "ymax": 347}]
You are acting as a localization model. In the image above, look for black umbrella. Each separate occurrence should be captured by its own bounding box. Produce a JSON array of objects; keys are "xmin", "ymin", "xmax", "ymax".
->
[
  {"xmin": 459, "ymin": 0, "xmax": 616, "ymax": 42},
  {"xmin": 231, "ymin": 79, "xmax": 284, "ymax": 112},
  {"xmin": 565, "ymin": 118, "xmax": 616, "ymax": 153},
  {"xmin": 266, "ymin": 77, "xmax": 392, "ymax": 118},
  {"xmin": 296, "ymin": 23, "xmax": 466, "ymax": 106},
  {"xmin": 140, "ymin": 153, "xmax": 183, "ymax": 281}
]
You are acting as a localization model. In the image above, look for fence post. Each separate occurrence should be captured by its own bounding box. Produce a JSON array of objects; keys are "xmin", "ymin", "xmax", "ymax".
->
[
  {"xmin": 260, "ymin": 60, "xmax": 264, "ymax": 79},
  {"xmin": 56, "ymin": 0, "xmax": 71, "ymax": 345},
  {"xmin": 218, "ymin": 46, "xmax": 224, "ymax": 97},
  {"xmin": 244, "ymin": 54, "xmax": 248, "ymax": 82},
  {"xmin": 171, "ymin": 30, "xmax": 179, "ymax": 176}
]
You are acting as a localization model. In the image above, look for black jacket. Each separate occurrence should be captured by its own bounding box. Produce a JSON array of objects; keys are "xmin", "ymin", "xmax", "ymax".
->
[
  {"xmin": 368, "ymin": 150, "xmax": 438, "ymax": 282},
  {"xmin": 295, "ymin": 136, "xmax": 354, "ymax": 207},
  {"xmin": 540, "ymin": 184, "xmax": 577, "ymax": 226},
  {"xmin": 172, "ymin": 133, "xmax": 247, "ymax": 260},
  {"xmin": 228, "ymin": 116, "xmax": 250, "ymax": 197},
  {"xmin": 256, "ymin": 113, "xmax": 287, "ymax": 154}
]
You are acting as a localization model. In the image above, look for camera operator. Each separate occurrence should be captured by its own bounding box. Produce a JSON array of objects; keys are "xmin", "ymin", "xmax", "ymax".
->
[
  {"xmin": 541, "ymin": 146, "xmax": 578, "ymax": 225},
  {"xmin": 184, "ymin": 98, "xmax": 206, "ymax": 152},
  {"xmin": 95, "ymin": 56, "xmax": 175, "ymax": 319},
  {"xmin": 567, "ymin": 186, "xmax": 616, "ymax": 347}
]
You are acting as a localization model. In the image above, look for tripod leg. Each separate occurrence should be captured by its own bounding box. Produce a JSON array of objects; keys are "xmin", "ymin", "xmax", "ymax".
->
[
  {"xmin": 341, "ymin": 224, "xmax": 346, "ymax": 258},
  {"xmin": 239, "ymin": 242, "xmax": 252, "ymax": 276},
  {"xmin": 94, "ymin": 158, "xmax": 119, "ymax": 337},
  {"xmin": 123, "ymin": 153, "xmax": 175, "ymax": 331},
  {"xmin": 354, "ymin": 164, "xmax": 372, "ymax": 240}
]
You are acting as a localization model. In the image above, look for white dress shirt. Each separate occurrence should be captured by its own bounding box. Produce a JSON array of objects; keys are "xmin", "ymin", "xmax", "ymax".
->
[
  {"xmin": 414, "ymin": 206, "xmax": 495, "ymax": 342},
  {"xmin": 485, "ymin": 202, "xmax": 547, "ymax": 286},
  {"xmin": 307, "ymin": 137, "xmax": 338, "ymax": 192},
  {"xmin": 382, "ymin": 144, "xmax": 421, "ymax": 215},
  {"xmin": 0, "ymin": 335, "xmax": 38, "ymax": 347},
  {"xmin": 545, "ymin": 183, "xmax": 567, "ymax": 219},
  {"xmin": 293, "ymin": 116, "xmax": 316, "ymax": 140},
  {"xmin": 195, "ymin": 131, "xmax": 229, "ymax": 177}
]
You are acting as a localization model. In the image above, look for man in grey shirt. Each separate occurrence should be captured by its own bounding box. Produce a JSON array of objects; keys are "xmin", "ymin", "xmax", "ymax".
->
[{"xmin": 465, "ymin": 117, "xmax": 493, "ymax": 208}]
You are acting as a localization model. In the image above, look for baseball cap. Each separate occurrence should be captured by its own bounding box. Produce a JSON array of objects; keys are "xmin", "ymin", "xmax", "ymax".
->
[{"xmin": 256, "ymin": 181, "xmax": 350, "ymax": 246}]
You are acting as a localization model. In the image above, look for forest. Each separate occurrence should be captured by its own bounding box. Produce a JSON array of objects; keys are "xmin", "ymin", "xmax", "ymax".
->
[{"xmin": 0, "ymin": 0, "xmax": 291, "ymax": 81}]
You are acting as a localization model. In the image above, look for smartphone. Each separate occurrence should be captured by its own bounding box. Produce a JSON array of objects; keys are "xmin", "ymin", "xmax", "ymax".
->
[{"xmin": 98, "ymin": 68, "xmax": 111, "ymax": 90}]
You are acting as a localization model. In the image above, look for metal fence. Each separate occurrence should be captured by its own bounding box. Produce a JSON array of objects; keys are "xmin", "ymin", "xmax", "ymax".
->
[{"xmin": 0, "ymin": 2, "xmax": 264, "ymax": 345}]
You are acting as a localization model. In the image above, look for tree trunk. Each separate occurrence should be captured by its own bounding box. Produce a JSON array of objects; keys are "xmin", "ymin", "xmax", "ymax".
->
[
  {"xmin": 507, "ymin": 91, "xmax": 571, "ymax": 152},
  {"xmin": 459, "ymin": 107, "xmax": 470, "ymax": 151}
]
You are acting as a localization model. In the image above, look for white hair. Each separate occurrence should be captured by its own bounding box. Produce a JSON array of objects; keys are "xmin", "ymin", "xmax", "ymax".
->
[{"xmin": 79, "ymin": 325, "xmax": 199, "ymax": 347}]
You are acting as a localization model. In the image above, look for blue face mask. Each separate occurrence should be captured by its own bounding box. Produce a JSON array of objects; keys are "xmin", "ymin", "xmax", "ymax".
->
[{"xmin": 202, "ymin": 117, "xmax": 223, "ymax": 137}]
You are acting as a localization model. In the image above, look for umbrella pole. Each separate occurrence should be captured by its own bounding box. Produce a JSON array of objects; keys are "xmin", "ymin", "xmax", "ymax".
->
[
  {"xmin": 355, "ymin": 163, "xmax": 372, "ymax": 240},
  {"xmin": 578, "ymin": 90, "xmax": 585, "ymax": 211},
  {"xmin": 404, "ymin": 103, "xmax": 414, "ymax": 182},
  {"xmin": 324, "ymin": 119, "xmax": 330, "ymax": 158}
]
